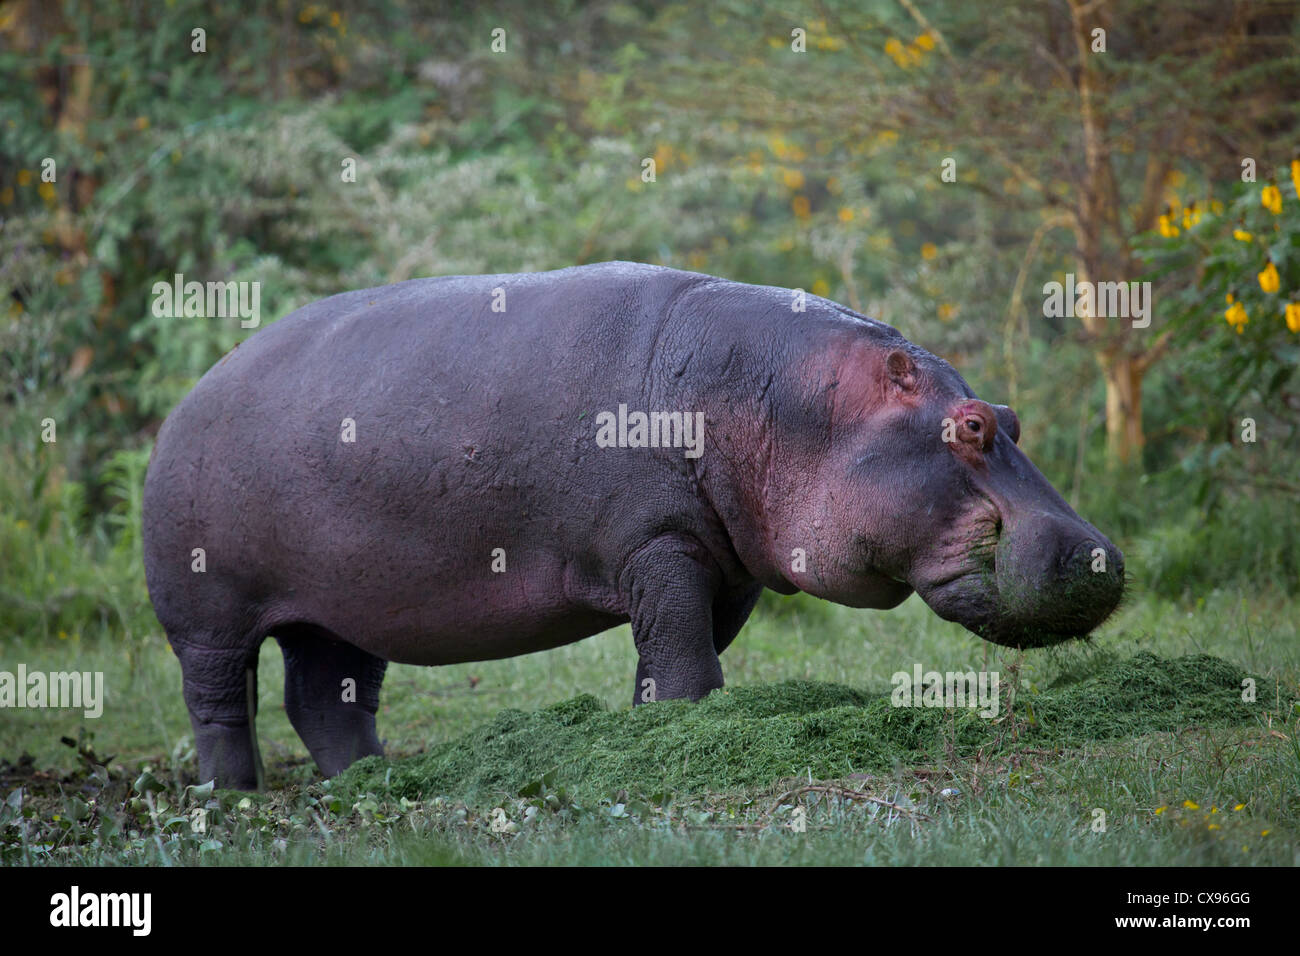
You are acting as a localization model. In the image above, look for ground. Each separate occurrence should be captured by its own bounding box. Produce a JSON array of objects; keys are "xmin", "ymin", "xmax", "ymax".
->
[{"xmin": 1, "ymin": 587, "xmax": 1296, "ymax": 866}]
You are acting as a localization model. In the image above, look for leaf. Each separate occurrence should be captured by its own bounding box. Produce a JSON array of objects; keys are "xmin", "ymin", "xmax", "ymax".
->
[
  {"xmin": 185, "ymin": 780, "xmax": 215, "ymax": 802},
  {"xmin": 133, "ymin": 770, "xmax": 165, "ymax": 794}
]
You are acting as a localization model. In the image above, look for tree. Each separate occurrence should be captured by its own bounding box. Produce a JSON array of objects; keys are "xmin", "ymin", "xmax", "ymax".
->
[{"xmin": 640, "ymin": 0, "xmax": 1300, "ymax": 466}]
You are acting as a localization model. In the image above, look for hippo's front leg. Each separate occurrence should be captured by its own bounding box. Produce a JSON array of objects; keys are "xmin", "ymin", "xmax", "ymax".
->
[{"xmin": 621, "ymin": 534, "xmax": 726, "ymax": 706}]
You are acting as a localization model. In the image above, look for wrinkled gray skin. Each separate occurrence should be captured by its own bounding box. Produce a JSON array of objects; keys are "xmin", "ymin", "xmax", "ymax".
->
[{"xmin": 142, "ymin": 261, "xmax": 1123, "ymax": 789}]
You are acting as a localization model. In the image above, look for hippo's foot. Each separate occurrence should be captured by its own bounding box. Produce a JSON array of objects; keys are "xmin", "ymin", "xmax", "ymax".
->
[
  {"xmin": 275, "ymin": 625, "xmax": 388, "ymax": 777},
  {"xmin": 623, "ymin": 533, "xmax": 726, "ymax": 707}
]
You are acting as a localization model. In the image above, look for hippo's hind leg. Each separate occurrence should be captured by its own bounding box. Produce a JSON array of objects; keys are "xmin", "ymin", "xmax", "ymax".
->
[
  {"xmin": 170, "ymin": 633, "xmax": 266, "ymax": 791},
  {"xmin": 274, "ymin": 625, "xmax": 388, "ymax": 777}
]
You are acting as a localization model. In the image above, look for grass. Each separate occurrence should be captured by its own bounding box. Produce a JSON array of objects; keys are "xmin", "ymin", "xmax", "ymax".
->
[
  {"xmin": 337, "ymin": 653, "xmax": 1276, "ymax": 804},
  {"xmin": 2, "ymin": 583, "xmax": 1297, "ymax": 866}
]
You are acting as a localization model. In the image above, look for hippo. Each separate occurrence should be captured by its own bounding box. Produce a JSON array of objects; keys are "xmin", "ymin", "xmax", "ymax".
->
[{"xmin": 142, "ymin": 261, "xmax": 1124, "ymax": 789}]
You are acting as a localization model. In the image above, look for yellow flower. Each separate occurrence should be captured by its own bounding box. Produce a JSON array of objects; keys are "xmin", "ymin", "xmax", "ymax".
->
[
  {"xmin": 1158, "ymin": 214, "xmax": 1179, "ymax": 237},
  {"xmin": 791, "ymin": 195, "xmax": 811, "ymax": 219},
  {"xmin": 811, "ymin": 278, "xmax": 830, "ymax": 296},
  {"xmin": 920, "ymin": 242, "xmax": 938, "ymax": 260},
  {"xmin": 1292, "ymin": 159, "xmax": 1300, "ymax": 199},
  {"xmin": 938, "ymin": 303, "xmax": 956, "ymax": 321},
  {"xmin": 16, "ymin": 168, "xmax": 31, "ymax": 186},
  {"xmin": 1233, "ymin": 229, "xmax": 1253, "ymax": 242},
  {"xmin": 916, "ymin": 32, "xmax": 936, "ymax": 51},
  {"xmin": 883, "ymin": 37, "xmax": 921, "ymax": 67},
  {"xmin": 837, "ymin": 207, "xmax": 854, "ymax": 222},
  {"xmin": 1226, "ymin": 292, "xmax": 1235, "ymax": 304},
  {"xmin": 1285, "ymin": 302, "xmax": 1300, "ymax": 333},
  {"xmin": 1154, "ymin": 806, "xmax": 1167, "ymax": 815},
  {"xmin": 1225, "ymin": 301, "xmax": 1249, "ymax": 333},
  {"xmin": 1258, "ymin": 260, "xmax": 1280, "ymax": 294},
  {"xmin": 782, "ymin": 168, "xmax": 805, "ymax": 190},
  {"xmin": 1261, "ymin": 184, "xmax": 1282, "ymax": 214},
  {"xmin": 1182, "ymin": 800, "xmax": 1200, "ymax": 810},
  {"xmin": 1208, "ymin": 823, "xmax": 1221, "ymax": 831},
  {"xmin": 1233, "ymin": 803, "xmax": 1246, "ymax": 811}
]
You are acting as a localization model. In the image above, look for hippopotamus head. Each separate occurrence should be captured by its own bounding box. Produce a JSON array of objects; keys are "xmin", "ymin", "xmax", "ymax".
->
[{"xmin": 764, "ymin": 325, "xmax": 1124, "ymax": 648}]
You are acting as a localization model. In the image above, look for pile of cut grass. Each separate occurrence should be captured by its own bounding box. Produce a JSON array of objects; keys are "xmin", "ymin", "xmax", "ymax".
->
[{"xmin": 338, "ymin": 653, "xmax": 1278, "ymax": 804}]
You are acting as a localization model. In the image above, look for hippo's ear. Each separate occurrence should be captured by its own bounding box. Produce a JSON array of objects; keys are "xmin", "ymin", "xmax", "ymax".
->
[{"xmin": 885, "ymin": 350, "xmax": 916, "ymax": 392}]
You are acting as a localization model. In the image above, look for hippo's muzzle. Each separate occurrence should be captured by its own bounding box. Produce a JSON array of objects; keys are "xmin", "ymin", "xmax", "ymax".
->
[{"xmin": 917, "ymin": 512, "xmax": 1125, "ymax": 648}]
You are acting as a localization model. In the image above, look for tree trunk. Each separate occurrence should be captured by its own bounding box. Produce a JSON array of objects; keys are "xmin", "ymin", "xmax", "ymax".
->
[
  {"xmin": 1101, "ymin": 352, "xmax": 1144, "ymax": 465},
  {"xmin": 1069, "ymin": 0, "xmax": 1146, "ymax": 469}
]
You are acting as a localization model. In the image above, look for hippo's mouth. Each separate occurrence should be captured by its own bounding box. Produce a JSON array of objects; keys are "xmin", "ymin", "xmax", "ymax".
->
[
  {"xmin": 917, "ymin": 573, "xmax": 1087, "ymax": 648},
  {"xmin": 916, "ymin": 556, "xmax": 1124, "ymax": 649},
  {"xmin": 906, "ymin": 484, "xmax": 1125, "ymax": 649}
]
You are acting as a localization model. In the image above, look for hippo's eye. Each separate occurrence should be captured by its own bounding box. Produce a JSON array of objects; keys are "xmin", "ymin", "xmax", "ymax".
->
[{"xmin": 951, "ymin": 402, "xmax": 998, "ymax": 454}]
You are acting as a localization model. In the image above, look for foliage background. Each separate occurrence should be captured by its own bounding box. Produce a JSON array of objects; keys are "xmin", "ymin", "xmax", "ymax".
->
[{"xmin": 0, "ymin": 0, "xmax": 1297, "ymax": 838}]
